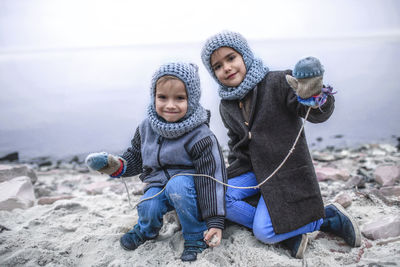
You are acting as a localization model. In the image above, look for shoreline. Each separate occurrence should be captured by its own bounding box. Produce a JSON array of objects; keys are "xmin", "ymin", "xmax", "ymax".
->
[{"xmin": 0, "ymin": 142, "xmax": 399, "ymax": 266}]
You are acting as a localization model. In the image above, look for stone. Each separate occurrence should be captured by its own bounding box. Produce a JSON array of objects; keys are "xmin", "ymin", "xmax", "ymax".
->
[
  {"xmin": 29, "ymin": 157, "xmax": 53, "ymax": 167},
  {"xmin": 131, "ymin": 182, "xmax": 146, "ymax": 195},
  {"xmin": 374, "ymin": 165, "xmax": 400, "ymax": 187},
  {"xmin": 0, "ymin": 164, "xmax": 37, "ymax": 184},
  {"xmin": 84, "ymin": 181, "xmax": 114, "ymax": 195},
  {"xmin": 379, "ymin": 186, "xmax": 400, "ymax": 197},
  {"xmin": 333, "ymin": 192, "xmax": 352, "ymax": 208},
  {"xmin": 344, "ymin": 175, "xmax": 366, "ymax": 189},
  {"xmin": 38, "ymin": 195, "xmax": 75, "ymax": 205},
  {"xmin": 378, "ymin": 144, "xmax": 397, "ymax": 154},
  {"xmin": 315, "ymin": 167, "xmax": 351, "ymax": 181},
  {"xmin": 362, "ymin": 215, "xmax": 400, "ymax": 240},
  {"xmin": 312, "ymin": 152, "xmax": 336, "ymax": 162},
  {"xmin": 0, "ymin": 152, "xmax": 19, "ymax": 162},
  {"xmin": 0, "ymin": 176, "xmax": 36, "ymax": 211}
]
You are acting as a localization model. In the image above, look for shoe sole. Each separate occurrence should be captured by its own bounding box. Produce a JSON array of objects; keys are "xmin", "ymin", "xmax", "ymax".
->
[
  {"xmin": 295, "ymin": 234, "xmax": 308, "ymax": 259},
  {"xmin": 330, "ymin": 203, "xmax": 361, "ymax": 247}
]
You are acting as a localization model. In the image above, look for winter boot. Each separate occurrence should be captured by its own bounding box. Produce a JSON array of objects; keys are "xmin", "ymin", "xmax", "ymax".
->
[
  {"xmin": 320, "ymin": 203, "xmax": 361, "ymax": 247},
  {"xmin": 120, "ymin": 224, "xmax": 148, "ymax": 250},
  {"xmin": 180, "ymin": 240, "xmax": 208, "ymax": 262}
]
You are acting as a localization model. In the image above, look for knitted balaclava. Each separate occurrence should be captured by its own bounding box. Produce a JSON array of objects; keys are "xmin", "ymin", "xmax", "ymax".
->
[
  {"xmin": 201, "ymin": 31, "xmax": 269, "ymax": 100},
  {"xmin": 147, "ymin": 62, "xmax": 208, "ymax": 139}
]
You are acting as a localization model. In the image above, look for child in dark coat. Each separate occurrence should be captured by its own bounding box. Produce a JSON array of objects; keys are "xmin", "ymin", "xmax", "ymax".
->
[
  {"xmin": 200, "ymin": 31, "xmax": 361, "ymax": 259},
  {"xmin": 86, "ymin": 62, "xmax": 227, "ymax": 262}
]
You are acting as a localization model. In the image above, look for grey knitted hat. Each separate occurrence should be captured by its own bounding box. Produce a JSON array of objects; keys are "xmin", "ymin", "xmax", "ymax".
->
[
  {"xmin": 201, "ymin": 31, "xmax": 254, "ymax": 78},
  {"xmin": 293, "ymin": 56, "xmax": 324, "ymax": 79},
  {"xmin": 147, "ymin": 62, "xmax": 208, "ymax": 138},
  {"xmin": 150, "ymin": 62, "xmax": 201, "ymax": 118},
  {"xmin": 201, "ymin": 31, "xmax": 269, "ymax": 100}
]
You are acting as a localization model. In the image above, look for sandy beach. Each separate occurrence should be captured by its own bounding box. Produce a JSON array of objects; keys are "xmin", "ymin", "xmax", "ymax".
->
[{"xmin": 1, "ymin": 143, "xmax": 400, "ymax": 266}]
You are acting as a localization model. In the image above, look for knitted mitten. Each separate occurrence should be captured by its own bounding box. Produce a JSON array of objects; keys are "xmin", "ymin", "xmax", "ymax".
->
[
  {"xmin": 285, "ymin": 75, "xmax": 323, "ymax": 99},
  {"xmin": 85, "ymin": 152, "xmax": 127, "ymax": 178},
  {"xmin": 285, "ymin": 56, "xmax": 325, "ymax": 100}
]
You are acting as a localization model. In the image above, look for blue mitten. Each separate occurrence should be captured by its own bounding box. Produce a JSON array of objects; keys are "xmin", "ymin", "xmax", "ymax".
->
[{"xmin": 85, "ymin": 152, "xmax": 126, "ymax": 178}]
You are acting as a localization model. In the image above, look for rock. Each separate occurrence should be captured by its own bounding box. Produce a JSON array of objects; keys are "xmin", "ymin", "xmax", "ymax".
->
[
  {"xmin": 69, "ymin": 156, "xmax": 80, "ymax": 164},
  {"xmin": 344, "ymin": 175, "xmax": 366, "ymax": 189},
  {"xmin": 30, "ymin": 157, "xmax": 53, "ymax": 167},
  {"xmin": 370, "ymin": 148, "xmax": 387, "ymax": 157},
  {"xmin": 360, "ymin": 158, "xmax": 378, "ymax": 170},
  {"xmin": 333, "ymin": 192, "xmax": 352, "ymax": 208},
  {"xmin": 378, "ymin": 144, "xmax": 397, "ymax": 154},
  {"xmin": 34, "ymin": 186, "xmax": 53, "ymax": 198},
  {"xmin": 357, "ymin": 168, "xmax": 374, "ymax": 182},
  {"xmin": 38, "ymin": 195, "xmax": 75, "ymax": 205},
  {"xmin": 312, "ymin": 152, "xmax": 336, "ymax": 162},
  {"xmin": 379, "ymin": 186, "xmax": 400, "ymax": 197},
  {"xmin": 0, "ymin": 176, "xmax": 36, "ymax": 211},
  {"xmin": 131, "ymin": 182, "xmax": 146, "ymax": 195},
  {"xmin": 373, "ymin": 165, "xmax": 400, "ymax": 187},
  {"xmin": 0, "ymin": 164, "xmax": 37, "ymax": 184},
  {"xmin": 362, "ymin": 215, "xmax": 400, "ymax": 240},
  {"xmin": 315, "ymin": 167, "xmax": 351, "ymax": 181},
  {"xmin": 84, "ymin": 181, "xmax": 114, "ymax": 195},
  {"xmin": 109, "ymin": 179, "xmax": 146, "ymax": 195},
  {"xmin": 0, "ymin": 224, "xmax": 11, "ymax": 232},
  {"xmin": 76, "ymin": 166, "xmax": 90, "ymax": 173},
  {"xmin": 0, "ymin": 152, "xmax": 19, "ymax": 162}
]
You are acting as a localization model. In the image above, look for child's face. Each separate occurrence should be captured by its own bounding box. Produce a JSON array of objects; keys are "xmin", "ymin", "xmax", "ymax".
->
[
  {"xmin": 210, "ymin": 47, "xmax": 246, "ymax": 87},
  {"xmin": 155, "ymin": 79, "xmax": 188, "ymax": 122}
]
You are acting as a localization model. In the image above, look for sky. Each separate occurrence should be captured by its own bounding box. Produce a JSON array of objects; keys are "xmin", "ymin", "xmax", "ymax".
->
[
  {"xmin": 0, "ymin": 0, "xmax": 400, "ymax": 158},
  {"xmin": 1, "ymin": 0, "xmax": 400, "ymax": 51}
]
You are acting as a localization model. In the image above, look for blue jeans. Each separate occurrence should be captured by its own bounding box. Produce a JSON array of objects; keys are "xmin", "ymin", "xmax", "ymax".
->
[
  {"xmin": 137, "ymin": 175, "xmax": 207, "ymax": 241},
  {"xmin": 226, "ymin": 172, "xmax": 323, "ymax": 244}
]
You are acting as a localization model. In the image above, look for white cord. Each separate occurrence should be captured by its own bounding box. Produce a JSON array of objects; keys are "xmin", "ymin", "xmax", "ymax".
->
[{"xmin": 122, "ymin": 107, "xmax": 312, "ymax": 208}]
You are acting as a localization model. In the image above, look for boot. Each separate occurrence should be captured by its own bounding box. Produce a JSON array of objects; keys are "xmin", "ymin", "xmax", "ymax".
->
[
  {"xmin": 320, "ymin": 203, "xmax": 361, "ymax": 247},
  {"xmin": 180, "ymin": 240, "xmax": 208, "ymax": 262},
  {"xmin": 120, "ymin": 224, "xmax": 148, "ymax": 250}
]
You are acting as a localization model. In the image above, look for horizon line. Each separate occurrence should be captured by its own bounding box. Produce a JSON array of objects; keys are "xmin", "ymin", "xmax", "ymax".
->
[{"xmin": 1, "ymin": 31, "xmax": 400, "ymax": 56}]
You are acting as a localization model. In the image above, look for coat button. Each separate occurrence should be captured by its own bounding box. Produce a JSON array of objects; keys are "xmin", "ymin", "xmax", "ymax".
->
[
  {"xmin": 244, "ymin": 121, "xmax": 249, "ymax": 126},
  {"xmin": 239, "ymin": 102, "xmax": 243, "ymax": 109},
  {"xmin": 248, "ymin": 131, "xmax": 252, "ymax": 139}
]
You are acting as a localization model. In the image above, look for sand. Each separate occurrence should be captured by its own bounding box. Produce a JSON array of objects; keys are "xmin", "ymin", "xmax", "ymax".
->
[{"xmin": 1, "ymin": 145, "xmax": 400, "ymax": 266}]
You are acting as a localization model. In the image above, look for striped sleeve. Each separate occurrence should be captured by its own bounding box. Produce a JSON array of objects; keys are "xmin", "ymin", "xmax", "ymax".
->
[
  {"xmin": 121, "ymin": 127, "xmax": 143, "ymax": 177},
  {"xmin": 190, "ymin": 135, "xmax": 227, "ymax": 229}
]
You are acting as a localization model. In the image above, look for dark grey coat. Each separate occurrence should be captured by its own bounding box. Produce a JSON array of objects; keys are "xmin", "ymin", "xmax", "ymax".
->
[{"xmin": 220, "ymin": 70, "xmax": 335, "ymax": 234}]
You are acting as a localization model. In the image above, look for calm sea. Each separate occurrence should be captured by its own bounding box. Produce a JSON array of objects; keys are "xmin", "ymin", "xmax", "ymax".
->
[{"xmin": 1, "ymin": 37, "xmax": 399, "ymax": 160}]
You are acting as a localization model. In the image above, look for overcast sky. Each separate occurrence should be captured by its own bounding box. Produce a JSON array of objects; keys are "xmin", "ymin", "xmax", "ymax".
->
[{"xmin": 1, "ymin": 0, "xmax": 400, "ymax": 51}]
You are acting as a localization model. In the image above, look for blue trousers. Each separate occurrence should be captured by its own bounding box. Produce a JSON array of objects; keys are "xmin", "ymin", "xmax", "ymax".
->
[
  {"xmin": 137, "ymin": 175, "xmax": 207, "ymax": 241},
  {"xmin": 226, "ymin": 172, "xmax": 323, "ymax": 244}
]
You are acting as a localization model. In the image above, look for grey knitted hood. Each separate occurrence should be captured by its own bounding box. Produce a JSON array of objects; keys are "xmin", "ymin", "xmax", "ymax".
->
[
  {"xmin": 147, "ymin": 62, "xmax": 208, "ymax": 139},
  {"xmin": 201, "ymin": 31, "xmax": 269, "ymax": 100}
]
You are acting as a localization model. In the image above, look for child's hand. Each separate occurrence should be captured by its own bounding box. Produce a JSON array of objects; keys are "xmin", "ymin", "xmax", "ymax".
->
[
  {"xmin": 85, "ymin": 152, "xmax": 126, "ymax": 177},
  {"xmin": 204, "ymin": 228, "xmax": 222, "ymax": 247}
]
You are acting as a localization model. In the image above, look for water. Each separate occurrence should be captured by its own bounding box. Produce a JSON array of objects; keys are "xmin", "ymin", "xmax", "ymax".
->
[{"xmin": 1, "ymin": 37, "xmax": 399, "ymax": 160}]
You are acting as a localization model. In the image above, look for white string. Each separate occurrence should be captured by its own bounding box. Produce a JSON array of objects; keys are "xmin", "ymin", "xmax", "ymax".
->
[{"xmin": 122, "ymin": 107, "xmax": 312, "ymax": 208}]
